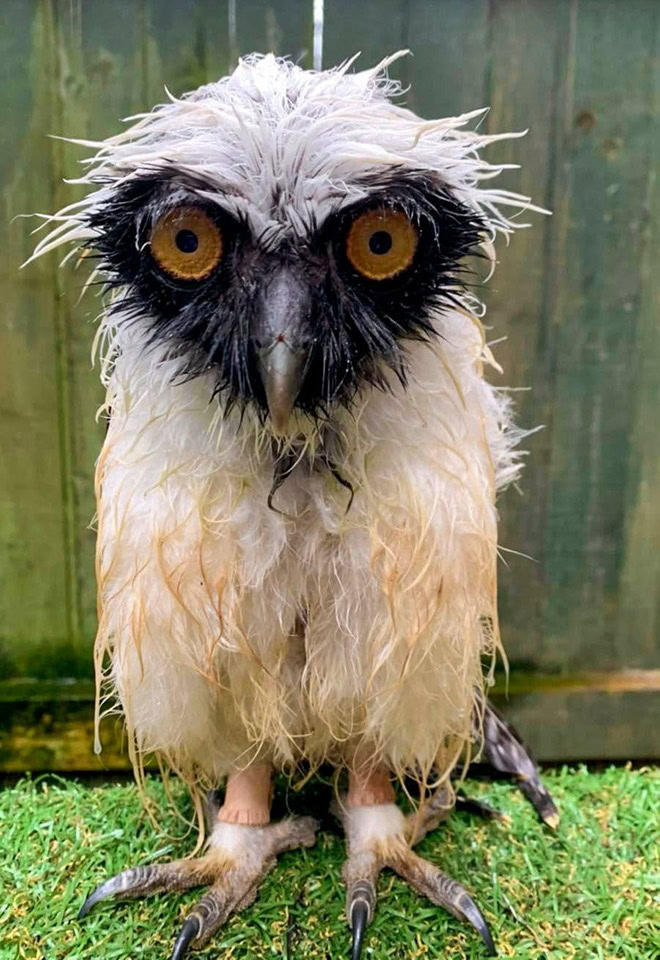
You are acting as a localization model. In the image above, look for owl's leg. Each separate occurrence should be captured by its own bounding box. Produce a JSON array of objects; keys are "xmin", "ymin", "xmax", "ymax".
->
[
  {"xmin": 78, "ymin": 764, "xmax": 318, "ymax": 960},
  {"xmin": 340, "ymin": 765, "xmax": 496, "ymax": 960}
]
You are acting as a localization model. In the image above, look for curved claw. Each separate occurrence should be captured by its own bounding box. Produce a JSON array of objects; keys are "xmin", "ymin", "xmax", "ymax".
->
[
  {"xmin": 77, "ymin": 862, "xmax": 203, "ymax": 921},
  {"xmin": 345, "ymin": 871, "xmax": 377, "ymax": 960},
  {"xmin": 170, "ymin": 916, "xmax": 201, "ymax": 960},
  {"xmin": 393, "ymin": 853, "xmax": 497, "ymax": 956},
  {"xmin": 349, "ymin": 897, "xmax": 369, "ymax": 960},
  {"xmin": 77, "ymin": 867, "xmax": 153, "ymax": 919},
  {"xmin": 78, "ymin": 880, "xmax": 116, "ymax": 919},
  {"xmin": 455, "ymin": 890, "xmax": 497, "ymax": 957}
]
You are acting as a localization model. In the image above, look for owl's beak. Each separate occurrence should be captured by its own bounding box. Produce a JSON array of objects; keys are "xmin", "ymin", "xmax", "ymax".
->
[
  {"xmin": 257, "ymin": 340, "xmax": 306, "ymax": 435},
  {"xmin": 254, "ymin": 269, "xmax": 310, "ymax": 436}
]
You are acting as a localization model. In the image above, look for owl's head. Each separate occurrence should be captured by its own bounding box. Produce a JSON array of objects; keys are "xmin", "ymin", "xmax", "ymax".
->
[{"xmin": 31, "ymin": 52, "xmax": 538, "ymax": 437}]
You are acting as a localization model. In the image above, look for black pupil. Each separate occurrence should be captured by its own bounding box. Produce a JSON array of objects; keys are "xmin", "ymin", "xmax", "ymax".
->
[
  {"xmin": 368, "ymin": 230, "xmax": 393, "ymax": 256},
  {"xmin": 175, "ymin": 229, "xmax": 199, "ymax": 254}
]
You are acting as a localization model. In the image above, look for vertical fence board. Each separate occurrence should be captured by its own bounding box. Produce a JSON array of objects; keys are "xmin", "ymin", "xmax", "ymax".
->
[
  {"xmin": 0, "ymin": 0, "xmax": 71, "ymax": 680},
  {"xmin": 235, "ymin": 0, "xmax": 313, "ymax": 66},
  {"xmin": 479, "ymin": 0, "xmax": 575, "ymax": 665},
  {"xmin": 50, "ymin": 0, "xmax": 145, "ymax": 666},
  {"xmin": 542, "ymin": 0, "xmax": 659, "ymax": 670},
  {"xmin": 615, "ymin": 7, "xmax": 660, "ymax": 664},
  {"xmin": 405, "ymin": 0, "xmax": 490, "ymax": 118},
  {"xmin": 141, "ymin": 0, "xmax": 230, "ymax": 102},
  {"xmin": 323, "ymin": 0, "xmax": 411, "ymax": 81}
]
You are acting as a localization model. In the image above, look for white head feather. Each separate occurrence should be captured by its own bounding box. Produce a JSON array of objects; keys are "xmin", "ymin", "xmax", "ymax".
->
[{"xmin": 29, "ymin": 51, "xmax": 539, "ymax": 272}]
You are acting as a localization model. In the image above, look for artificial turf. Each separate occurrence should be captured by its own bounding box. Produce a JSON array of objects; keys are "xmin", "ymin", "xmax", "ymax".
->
[{"xmin": 1, "ymin": 766, "xmax": 658, "ymax": 960}]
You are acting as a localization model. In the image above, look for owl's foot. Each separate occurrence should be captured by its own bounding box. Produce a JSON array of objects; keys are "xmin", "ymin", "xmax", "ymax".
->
[
  {"xmin": 339, "ymin": 777, "xmax": 496, "ymax": 960},
  {"xmin": 78, "ymin": 813, "xmax": 319, "ymax": 959}
]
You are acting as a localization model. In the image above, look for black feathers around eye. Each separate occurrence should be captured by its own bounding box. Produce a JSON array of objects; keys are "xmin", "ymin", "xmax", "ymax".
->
[
  {"xmin": 274, "ymin": 174, "xmax": 489, "ymax": 418},
  {"xmin": 84, "ymin": 169, "xmax": 487, "ymax": 425},
  {"xmin": 85, "ymin": 173, "xmax": 264, "ymax": 416},
  {"xmin": 328, "ymin": 174, "xmax": 487, "ymax": 292}
]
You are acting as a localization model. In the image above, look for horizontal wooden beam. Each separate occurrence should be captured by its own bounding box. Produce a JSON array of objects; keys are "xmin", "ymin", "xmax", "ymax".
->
[
  {"xmin": 2, "ymin": 672, "xmax": 659, "ymax": 770},
  {"xmin": 4, "ymin": 667, "xmax": 660, "ymax": 704},
  {"xmin": 0, "ymin": 699, "xmax": 128, "ymax": 773},
  {"xmin": 492, "ymin": 669, "xmax": 660, "ymax": 695}
]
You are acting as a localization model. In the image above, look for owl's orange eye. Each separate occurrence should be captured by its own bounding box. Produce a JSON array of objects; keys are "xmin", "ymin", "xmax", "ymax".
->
[
  {"xmin": 345, "ymin": 208, "xmax": 418, "ymax": 280},
  {"xmin": 150, "ymin": 206, "xmax": 223, "ymax": 281}
]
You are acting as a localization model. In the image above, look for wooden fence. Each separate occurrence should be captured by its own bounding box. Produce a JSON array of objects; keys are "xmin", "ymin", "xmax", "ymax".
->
[{"xmin": 1, "ymin": 0, "xmax": 659, "ymax": 770}]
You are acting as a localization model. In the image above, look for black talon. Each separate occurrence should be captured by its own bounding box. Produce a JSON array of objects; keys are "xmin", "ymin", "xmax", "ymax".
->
[
  {"xmin": 457, "ymin": 892, "xmax": 497, "ymax": 957},
  {"xmin": 77, "ymin": 877, "xmax": 121, "ymax": 919},
  {"xmin": 77, "ymin": 889, "xmax": 97, "ymax": 920},
  {"xmin": 76, "ymin": 864, "xmax": 168, "ymax": 920},
  {"xmin": 350, "ymin": 899, "xmax": 369, "ymax": 960},
  {"xmin": 170, "ymin": 916, "xmax": 201, "ymax": 960}
]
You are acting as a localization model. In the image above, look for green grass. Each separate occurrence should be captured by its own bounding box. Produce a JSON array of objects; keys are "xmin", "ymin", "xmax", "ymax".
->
[{"xmin": 1, "ymin": 766, "xmax": 658, "ymax": 959}]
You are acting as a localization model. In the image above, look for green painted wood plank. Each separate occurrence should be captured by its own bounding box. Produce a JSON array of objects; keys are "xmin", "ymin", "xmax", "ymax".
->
[
  {"xmin": 0, "ymin": 0, "xmax": 72, "ymax": 680},
  {"xmin": 323, "ymin": 0, "xmax": 410, "ymax": 81},
  {"xmin": 479, "ymin": 0, "xmax": 576, "ymax": 667},
  {"xmin": 404, "ymin": 0, "xmax": 490, "ymax": 119},
  {"xmin": 615, "ymin": 4, "xmax": 660, "ymax": 665},
  {"xmin": 141, "ymin": 0, "xmax": 230, "ymax": 102},
  {"xmin": 234, "ymin": 0, "xmax": 313, "ymax": 66},
  {"xmin": 543, "ymin": 0, "xmax": 659, "ymax": 669},
  {"xmin": 497, "ymin": 689, "xmax": 660, "ymax": 761},
  {"xmin": 45, "ymin": 1, "xmax": 149, "ymax": 669}
]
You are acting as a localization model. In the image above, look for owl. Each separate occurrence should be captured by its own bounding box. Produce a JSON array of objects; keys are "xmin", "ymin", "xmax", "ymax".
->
[{"xmin": 30, "ymin": 52, "xmax": 556, "ymax": 959}]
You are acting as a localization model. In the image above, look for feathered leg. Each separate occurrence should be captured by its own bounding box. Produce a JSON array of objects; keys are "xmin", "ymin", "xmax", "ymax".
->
[
  {"xmin": 340, "ymin": 765, "xmax": 496, "ymax": 960},
  {"xmin": 78, "ymin": 765, "xmax": 318, "ymax": 960}
]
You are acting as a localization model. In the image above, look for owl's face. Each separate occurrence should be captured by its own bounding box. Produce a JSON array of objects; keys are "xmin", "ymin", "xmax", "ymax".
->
[
  {"xmin": 38, "ymin": 54, "xmax": 530, "ymax": 437},
  {"xmin": 92, "ymin": 168, "xmax": 483, "ymax": 433}
]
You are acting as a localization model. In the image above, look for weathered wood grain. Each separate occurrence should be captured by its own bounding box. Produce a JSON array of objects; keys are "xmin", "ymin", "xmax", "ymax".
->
[
  {"xmin": 1, "ymin": 0, "xmax": 74, "ymax": 681},
  {"xmin": 323, "ymin": 0, "xmax": 411, "ymax": 82},
  {"xmin": 478, "ymin": 0, "xmax": 575, "ymax": 665},
  {"xmin": 541, "ymin": 1, "xmax": 660, "ymax": 673},
  {"xmin": 614, "ymin": 4, "xmax": 660, "ymax": 665},
  {"xmin": 404, "ymin": 0, "xmax": 490, "ymax": 119}
]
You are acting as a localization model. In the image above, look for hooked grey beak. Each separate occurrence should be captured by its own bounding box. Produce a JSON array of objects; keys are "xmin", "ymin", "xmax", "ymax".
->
[{"xmin": 254, "ymin": 269, "xmax": 311, "ymax": 436}]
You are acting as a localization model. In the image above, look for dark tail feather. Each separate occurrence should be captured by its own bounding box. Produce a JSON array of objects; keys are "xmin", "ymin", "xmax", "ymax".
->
[{"xmin": 475, "ymin": 696, "xmax": 559, "ymax": 829}]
